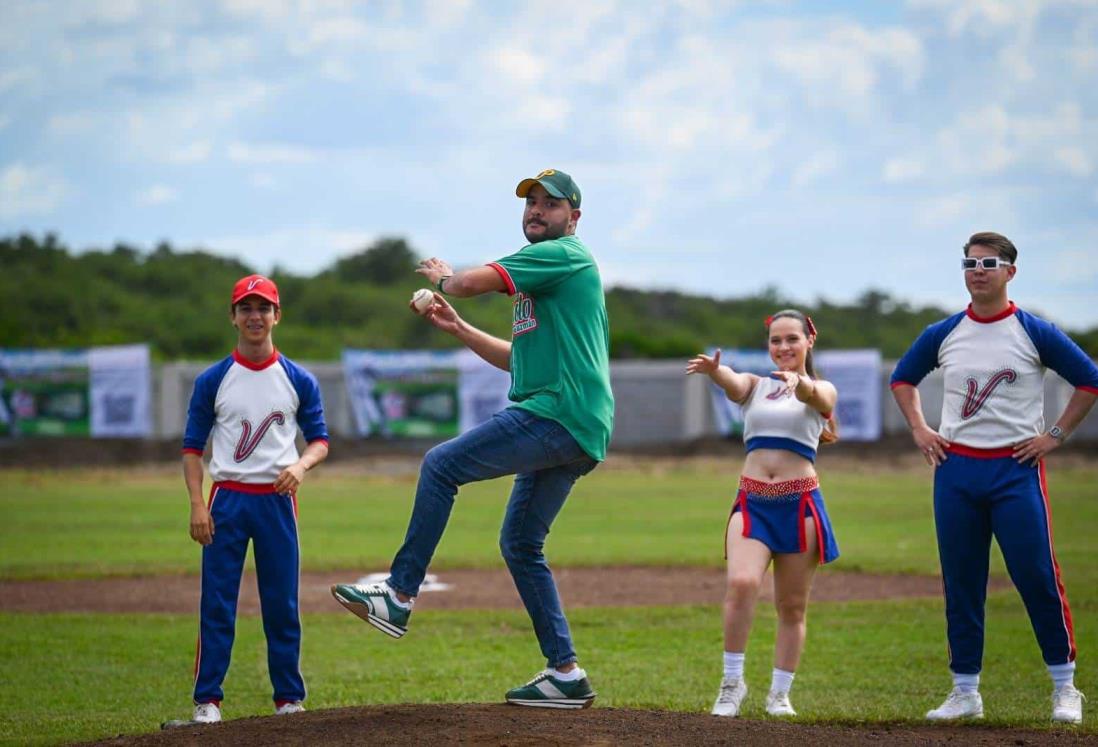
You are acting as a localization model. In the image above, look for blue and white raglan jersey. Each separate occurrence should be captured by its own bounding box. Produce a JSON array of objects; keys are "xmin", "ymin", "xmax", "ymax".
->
[
  {"xmin": 183, "ymin": 350, "xmax": 328, "ymax": 484},
  {"xmin": 890, "ymin": 303, "xmax": 1098, "ymax": 449}
]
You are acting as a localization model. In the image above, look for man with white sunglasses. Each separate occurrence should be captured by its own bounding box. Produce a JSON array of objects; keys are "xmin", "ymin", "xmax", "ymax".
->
[{"xmin": 890, "ymin": 231, "xmax": 1098, "ymax": 725}]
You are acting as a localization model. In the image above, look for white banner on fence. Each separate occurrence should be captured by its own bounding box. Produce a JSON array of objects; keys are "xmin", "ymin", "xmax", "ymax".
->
[
  {"xmin": 342, "ymin": 349, "xmax": 511, "ymax": 438},
  {"xmin": 0, "ymin": 345, "xmax": 151, "ymax": 438},
  {"xmin": 88, "ymin": 344, "xmax": 152, "ymax": 437},
  {"xmin": 709, "ymin": 348, "xmax": 881, "ymax": 442},
  {"xmin": 455, "ymin": 349, "xmax": 512, "ymax": 433}
]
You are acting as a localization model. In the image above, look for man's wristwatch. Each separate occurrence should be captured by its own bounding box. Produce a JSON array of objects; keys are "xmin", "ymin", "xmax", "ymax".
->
[{"xmin": 1048, "ymin": 425, "xmax": 1065, "ymax": 443}]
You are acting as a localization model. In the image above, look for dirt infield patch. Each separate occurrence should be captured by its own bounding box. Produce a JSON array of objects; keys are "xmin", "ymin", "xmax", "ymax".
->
[
  {"xmin": 86, "ymin": 703, "xmax": 1095, "ymax": 746},
  {"xmin": 0, "ymin": 566, "xmax": 1012, "ymax": 615}
]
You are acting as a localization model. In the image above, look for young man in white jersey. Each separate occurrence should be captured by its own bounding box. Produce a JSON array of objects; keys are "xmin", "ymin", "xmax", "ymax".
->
[
  {"xmin": 182, "ymin": 275, "xmax": 329, "ymax": 724},
  {"xmin": 891, "ymin": 232, "xmax": 1098, "ymax": 725}
]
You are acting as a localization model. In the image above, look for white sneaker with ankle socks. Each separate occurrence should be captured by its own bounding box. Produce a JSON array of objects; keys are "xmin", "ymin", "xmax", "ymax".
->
[
  {"xmin": 711, "ymin": 677, "xmax": 747, "ymax": 717},
  {"xmin": 926, "ymin": 688, "xmax": 983, "ymax": 720},
  {"xmin": 1051, "ymin": 684, "xmax": 1084, "ymax": 724},
  {"xmin": 765, "ymin": 689, "xmax": 796, "ymax": 717}
]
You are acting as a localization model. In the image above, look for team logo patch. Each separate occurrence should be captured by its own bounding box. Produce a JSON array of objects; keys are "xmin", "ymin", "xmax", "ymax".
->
[
  {"xmin": 961, "ymin": 369, "xmax": 1017, "ymax": 419},
  {"xmin": 234, "ymin": 411, "xmax": 286, "ymax": 462},
  {"xmin": 512, "ymin": 292, "xmax": 538, "ymax": 336}
]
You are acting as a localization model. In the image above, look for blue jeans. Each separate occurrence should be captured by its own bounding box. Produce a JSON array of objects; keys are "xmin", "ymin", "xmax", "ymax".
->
[{"xmin": 388, "ymin": 408, "xmax": 598, "ymax": 668}]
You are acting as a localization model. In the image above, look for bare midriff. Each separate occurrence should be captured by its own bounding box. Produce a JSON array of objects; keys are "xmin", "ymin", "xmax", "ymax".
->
[{"xmin": 741, "ymin": 448, "xmax": 816, "ymax": 483}]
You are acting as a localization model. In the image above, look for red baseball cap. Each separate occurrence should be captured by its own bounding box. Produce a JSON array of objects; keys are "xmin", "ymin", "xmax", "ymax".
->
[{"xmin": 231, "ymin": 274, "xmax": 280, "ymax": 306}]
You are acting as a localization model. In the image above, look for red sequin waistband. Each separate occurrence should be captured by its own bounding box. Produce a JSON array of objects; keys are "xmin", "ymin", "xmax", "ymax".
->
[{"xmin": 738, "ymin": 476, "xmax": 819, "ymax": 497}]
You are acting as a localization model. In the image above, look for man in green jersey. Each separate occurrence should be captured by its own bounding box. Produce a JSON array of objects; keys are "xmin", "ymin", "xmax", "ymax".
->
[{"xmin": 332, "ymin": 169, "xmax": 614, "ymax": 709}]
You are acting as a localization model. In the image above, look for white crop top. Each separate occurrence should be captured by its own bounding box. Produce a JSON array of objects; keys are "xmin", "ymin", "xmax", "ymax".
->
[{"xmin": 741, "ymin": 376, "xmax": 828, "ymax": 462}]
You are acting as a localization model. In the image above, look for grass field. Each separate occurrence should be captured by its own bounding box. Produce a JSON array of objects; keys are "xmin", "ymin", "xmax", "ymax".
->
[{"xmin": 1, "ymin": 457, "xmax": 1096, "ymax": 744}]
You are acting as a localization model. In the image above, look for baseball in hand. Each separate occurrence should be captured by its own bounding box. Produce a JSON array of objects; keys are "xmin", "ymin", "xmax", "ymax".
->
[{"xmin": 411, "ymin": 288, "xmax": 434, "ymax": 314}]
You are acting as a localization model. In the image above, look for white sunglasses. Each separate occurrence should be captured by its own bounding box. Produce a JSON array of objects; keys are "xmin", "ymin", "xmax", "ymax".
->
[{"xmin": 962, "ymin": 257, "xmax": 1013, "ymax": 271}]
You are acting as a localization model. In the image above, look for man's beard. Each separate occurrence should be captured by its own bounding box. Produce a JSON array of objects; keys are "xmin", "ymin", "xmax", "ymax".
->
[{"xmin": 523, "ymin": 219, "xmax": 567, "ymax": 243}]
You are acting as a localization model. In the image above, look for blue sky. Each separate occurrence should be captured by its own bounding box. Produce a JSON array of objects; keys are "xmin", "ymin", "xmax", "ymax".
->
[{"xmin": 2, "ymin": 0, "xmax": 1097, "ymax": 328}]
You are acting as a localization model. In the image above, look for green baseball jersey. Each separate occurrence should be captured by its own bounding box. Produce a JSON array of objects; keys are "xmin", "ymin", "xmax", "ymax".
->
[{"xmin": 488, "ymin": 235, "xmax": 614, "ymax": 461}]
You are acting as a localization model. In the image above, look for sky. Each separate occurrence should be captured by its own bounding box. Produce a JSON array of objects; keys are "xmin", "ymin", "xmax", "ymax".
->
[{"xmin": 2, "ymin": 0, "xmax": 1097, "ymax": 328}]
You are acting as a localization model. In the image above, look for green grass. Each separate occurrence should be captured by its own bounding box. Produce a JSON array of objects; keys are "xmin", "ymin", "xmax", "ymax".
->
[
  {"xmin": 2, "ymin": 593, "xmax": 1094, "ymax": 744},
  {"xmin": 2, "ymin": 463, "xmax": 1096, "ymax": 581},
  {"xmin": 1, "ymin": 461, "xmax": 1096, "ymax": 743}
]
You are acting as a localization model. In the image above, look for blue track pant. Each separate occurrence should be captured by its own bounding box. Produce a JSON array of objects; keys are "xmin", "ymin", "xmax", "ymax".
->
[
  {"xmin": 934, "ymin": 453, "xmax": 1075, "ymax": 675},
  {"xmin": 193, "ymin": 483, "xmax": 304, "ymax": 705}
]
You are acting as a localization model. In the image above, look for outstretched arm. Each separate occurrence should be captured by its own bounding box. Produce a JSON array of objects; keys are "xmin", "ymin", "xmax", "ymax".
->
[
  {"xmin": 686, "ymin": 349, "xmax": 757, "ymax": 403},
  {"xmin": 416, "ymin": 258, "xmax": 506, "ymax": 298}
]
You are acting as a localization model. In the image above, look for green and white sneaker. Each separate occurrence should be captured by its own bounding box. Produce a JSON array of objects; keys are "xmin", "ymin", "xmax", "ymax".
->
[
  {"xmin": 505, "ymin": 669, "xmax": 596, "ymax": 709},
  {"xmin": 330, "ymin": 582, "xmax": 411, "ymax": 639}
]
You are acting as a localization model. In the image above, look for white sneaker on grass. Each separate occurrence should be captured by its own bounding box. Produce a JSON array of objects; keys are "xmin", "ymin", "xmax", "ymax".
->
[
  {"xmin": 275, "ymin": 701, "xmax": 305, "ymax": 715},
  {"xmin": 765, "ymin": 689, "xmax": 796, "ymax": 717},
  {"xmin": 711, "ymin": 677, "xmax": 747, "ymax": 717},
  {"xmin": 926, "ymin": 688, "xmax": 983, "ymax": 720},
  {"xmin": 193, "ymin": 702, "xmax": 221, "ymax": 723},
  {"xmin": 1051, "ymin": 684, "xmax": 1084, "ymax": 724}
]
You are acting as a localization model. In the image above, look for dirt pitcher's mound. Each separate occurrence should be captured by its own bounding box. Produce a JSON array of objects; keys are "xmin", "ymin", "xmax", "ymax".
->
[
  {"xmin": 87, "ymin": 703, "xmax": 1095, "ymax": 746},
  {"xmin": 0, "ymin": 567, "xmax": 1011, "ymax": 615}
]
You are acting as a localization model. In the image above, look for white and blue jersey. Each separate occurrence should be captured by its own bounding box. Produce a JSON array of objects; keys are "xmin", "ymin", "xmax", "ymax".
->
[
  {"xmin": 891, "ymin": 303, "xmax": 1098, "ymax": 451},
  {"xmin": 741, "ymin": 376, "xmax": 830, "ymax": 462},
  {"xmin": 183, "ymin": 348, "xmax": 328, "ymax": 707},
  {"xmin": 183, "ymin": 349, "xmax": 328, "ymax": 482},
  {"xmin": 891, "ymin": 303, "xmax": 1097, "ymax": 674}
]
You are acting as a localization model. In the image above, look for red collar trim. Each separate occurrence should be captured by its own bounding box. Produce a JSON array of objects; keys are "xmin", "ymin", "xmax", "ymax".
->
[
  {"xmin": 966, "ymin": 301, "xmax": 1016, "ymax": 324},
  {"xmin": 233, "ymin": 348, "xmax": 279, "ymax": 370}
]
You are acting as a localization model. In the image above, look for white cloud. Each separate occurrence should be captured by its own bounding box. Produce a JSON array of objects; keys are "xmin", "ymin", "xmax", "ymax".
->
[
  {"xmin": 48, "ymin": 112, "xmax": 98, "ymax": 135},
  {"xmin": 227, "ymin": 142, "xmax": 320, "ymax": 165},
  {"xmin": 136, "ymin": 184, "xmax": 178, "ymax": 205},
  {"xmin": 250, "ymin": 172, "xmax": 278, "ymax": 189},
  {"xmin": 197, "ymin": 227, "xmax": 377, "ymax": 273},
  {"xmin": 910, "ymin": 0, "xmax": 1042, "ymax": 38},
  {"xmin": 883, "ymin": 157, "xmax": 925, "ymax": 183},
  {"xmin": 0, "ymin": 67, "xmax": 37, "ymax": 93},
  {"xmin": 167, "ymin": 141, "xmax": 212, "ymax": 164},
  {"xmin": 792, "ymin": 150, "xmax": 840, "ymax": 188},
  {"xmin": 918, "ymin": 193, "xmax": 970, "ymax": 227},
  {"xmin": 1053, "ymin": 147, "xmax": 1092, "ymax": 177},
  {"xmin": 0, "ymin": 164, "xmax": 67, "ymax": 218}
]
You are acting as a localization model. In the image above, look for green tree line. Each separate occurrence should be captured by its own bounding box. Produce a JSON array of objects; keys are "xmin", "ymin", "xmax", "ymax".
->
[{"xmin": 2, "ymin": 233, "xmax": 1095, "ymax": 360}]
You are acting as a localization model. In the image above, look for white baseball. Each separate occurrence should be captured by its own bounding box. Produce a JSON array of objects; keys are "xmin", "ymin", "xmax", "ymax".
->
[{"xmin": 411, "ymin": 288, "xmax": 434, "ymax": 314}]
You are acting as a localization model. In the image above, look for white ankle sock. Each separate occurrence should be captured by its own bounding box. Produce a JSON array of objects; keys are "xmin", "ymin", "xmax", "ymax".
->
[
  {"xmin": 553, "ymin": 666, "xmax": 585, "ymax": 681},
  {"xmin": 723, "ymin": 652, "xmax": 745, "ymax": 680},
  {"xmin": 952, "ymin": 672, "xmax": 979, "ymax": 694},
  {"xmin": 1048, "ymin": 662, "xmax": 1075, "ymax": 690},
  {"xmin": 770, "ymin": 668, "xmax": 795, "ymax": 694},
  {"xmin": 384, "ymin": 583, "xmax": 412, "ymax": 609}
]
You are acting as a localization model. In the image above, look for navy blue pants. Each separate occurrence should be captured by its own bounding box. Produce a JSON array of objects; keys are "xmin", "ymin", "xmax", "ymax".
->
[
  {"xmin": 934, "ymin": 454, "xmax": 1075, "ymax": 675},
  {"xmin": 193, "ymin": 483, "xmax": 304, "ymax": 705}
]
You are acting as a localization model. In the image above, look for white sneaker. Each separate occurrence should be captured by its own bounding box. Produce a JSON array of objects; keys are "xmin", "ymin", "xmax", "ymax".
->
[
  {"xmin": 765, "ymin": 689, "xmax": 796, "ymax": 717},
  {"xmin": 711, "ymin": 677, "xmax": 748, "ymax": 717},
  {"xmin": 926, "ymin": 688, "xmax": 983, "ymax": 720},
  {"xmin": 1051, "ymin": 684, "xmax": 1084, "ymax": 724},
  {"xmin": 275, "ymin": 701, "xmax": 305, "ymax": 715},
  {"xmin": 193, "ymin": 702, "xmax": 222, "ymax": 723}
]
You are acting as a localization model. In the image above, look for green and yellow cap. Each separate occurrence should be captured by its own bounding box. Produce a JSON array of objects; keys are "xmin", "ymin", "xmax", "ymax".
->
[{"xmin": 515, "ymin": 168, "xmax": 581, "ymax": 208}]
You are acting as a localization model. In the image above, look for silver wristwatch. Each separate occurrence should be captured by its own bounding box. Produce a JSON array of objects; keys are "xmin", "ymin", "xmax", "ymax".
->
[{"xmin": 1048, "ymin": 425, "xmax": 1065, "ymax": 443}]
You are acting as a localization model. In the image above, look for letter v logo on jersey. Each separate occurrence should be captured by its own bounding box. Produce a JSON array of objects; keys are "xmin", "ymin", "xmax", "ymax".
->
[
  {"xmin": 234, "ymin": 411, "xmax": 286, "ymax": 462},
  {"xmin": 961, "ymin": 369, "xmax": 1017, "ymax": 419}
]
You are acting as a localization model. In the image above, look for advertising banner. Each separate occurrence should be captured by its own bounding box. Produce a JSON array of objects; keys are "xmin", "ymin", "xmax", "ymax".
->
[
  {"xmin": 0, "ymin": 345, "xmax": 151, "ymax": 438},
  {"xmin": 342, "ymin": 349, "xmax": 511, "ymax": 439}
]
